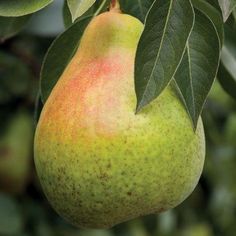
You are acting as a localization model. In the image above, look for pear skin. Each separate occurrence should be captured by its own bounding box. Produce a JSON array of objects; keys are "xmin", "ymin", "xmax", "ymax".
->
[{"xmin": 34, "ymin": 10, "xmax": 205, "ymax": 228}]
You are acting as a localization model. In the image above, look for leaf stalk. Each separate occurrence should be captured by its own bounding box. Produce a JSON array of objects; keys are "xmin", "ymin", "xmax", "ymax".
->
[{"xmin": 110, "ymin": 0, "xmax": 121, "ymax": 12}]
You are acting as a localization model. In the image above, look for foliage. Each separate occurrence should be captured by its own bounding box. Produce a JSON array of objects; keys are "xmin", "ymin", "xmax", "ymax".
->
[
  {"xmin": 0, "ymin": 15, "xmax": 31, "ymax": 42},
  {"xmin": 40, "ymin": 17, "xmax": 92, "ymax": 103},
  {"xmin": 135, "ymin": 0, "xmax": 194, "ymax": 114},
  {"xmin": 67, "ymin": 0, "xmax": 96, "ymax": 22},
  {"xmin": 218, "ymin": 0, "xmax": 236, "ymax": 22},
  {"xmin": 0, "ymin": 0, "xmax": 53, "ymax": 17}
]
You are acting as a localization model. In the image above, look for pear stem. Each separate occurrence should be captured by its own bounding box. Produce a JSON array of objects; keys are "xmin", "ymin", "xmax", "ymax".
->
[{"xmin": 110, "ymin": 0, "xmax": 121, "ymax": 13}]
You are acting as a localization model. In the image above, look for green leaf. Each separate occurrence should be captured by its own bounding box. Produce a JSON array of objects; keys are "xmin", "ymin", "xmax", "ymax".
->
[
  {"xmin": 174, "ymin": 9, "xmax": 220, "ymax": 128},
  {"xmin": 206, "ymin": 0, "xmax": 221, "ymax": 10},
  {"xmin": 192, "ymin": 0, "xmax": 224, "ymax": 46},
  {"xmin": 135, "ymin": 0, "xmax": 194, "ymax": 112},
  {"xmin": 40, "ymin": 17, "xmax": 92, "ymax": 103},
  {"xmin": 0, "ymin": 15, "xmax": 31, "ymax": 42},
  {"xmin": 63, "ymin": 0, "xmax": 73, "ymax": 28},
  {"xmin": 67, "ymin": 0, "xmax": 96, "ymax": 22},
  {"xmin": 218, "ymin": 0, "xmax": 236, "ymax": 22},
  {"xmin": 34, "ymin": 92, "xmax": 44, "ymax": 126},
  {"xmin": 233, "ymin": 7, "xmax": 236, "ymax": 19},
  {"xmin": 226, "ymin": 9, "xmax": 236, "ymax": 29},
  {"xmin": 63, "ymin": 0, "xmax": 109, "ymax": 29},
  {"xmin": 120, "ymin": 0, "xmax": 154, "ymax": 22},
  {"xmin": 218, "ymin": 63, "xmax": 236, "ymax": 100},
  {"xmin": 218, "ymin": 26, "xmax": 236, "ymax": 100},
  {"xmin": 0, "ymin": 0, "xmax": 53, "ymax": 17},
  {"xmin": 41, "ymin": 0, "xmax": 109, "ymax": 103}
]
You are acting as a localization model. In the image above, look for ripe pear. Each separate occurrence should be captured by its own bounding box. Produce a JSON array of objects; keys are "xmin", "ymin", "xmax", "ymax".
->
[
  {"xmin": 34, "ymin": 7, "xmax": 205, "ymax": 228},
  {"xmin": 0, "ymin": 112, "xmax": 33, "ymax": 194}
]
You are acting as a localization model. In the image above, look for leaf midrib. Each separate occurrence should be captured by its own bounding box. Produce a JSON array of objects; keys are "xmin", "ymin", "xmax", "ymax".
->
[
  {"xmin": 186, "ymin": 42, "xmax": 196, "ymax": 120},
  {"xmin": 71, "ymin": 0, "xmax": 95, "ymax": 20},
  {"xmin": 139, "ymin": 0, "xmax": 174, "ymax": 106}
]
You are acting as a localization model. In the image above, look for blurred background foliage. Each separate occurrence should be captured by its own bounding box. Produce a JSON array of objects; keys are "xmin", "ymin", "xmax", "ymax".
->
[{"xmin": 0, "ymin": 0, "xmax": 236, "ymax": 236}]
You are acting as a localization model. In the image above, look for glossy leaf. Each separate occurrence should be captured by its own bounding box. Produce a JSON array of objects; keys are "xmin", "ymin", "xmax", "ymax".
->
[
  {"xmin": 120, "ymin": 0, "xmax": 154, "ymax": 22},
  {"xmin": 135, "ymin": 0, "xmax": 194, "ymax": 112},
  {"xmin": 40, "ymin": 17, "xmax": 92, "ymax": 103},
  {"xmin": 41, "ymin": 0, "xmax": 109, "ymax": 103},
  {"xmin": 0, "ymin": 15, "xmax": 31, "ymax": 42},
  {"xmin": 192, "ymin": 0, "xmax": 224, "ymax": 46},
  {"xmin": 67, "ymin": 0, "xmax": 96, "ymax": 22},
  {"xmin": 0, "ymin": 0, "xmax": 53, "ymax": 17},
  {"xmin": 218, "ymin": 0, "xmax": 236, "ymax": 22},
  {"xmin": 63, "ymin": 0, "xmax": 73, "ymax": 28},
  {"xmin": 63, "ymin": 0, "xmax": 110, "ymax": 28},
  {"xmin": 174, "ymin": 9, "xmax": 220, "ymax": 128}
]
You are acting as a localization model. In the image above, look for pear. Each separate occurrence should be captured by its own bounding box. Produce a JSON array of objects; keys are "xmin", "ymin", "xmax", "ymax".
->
[
  {"xmin": 34, "ymin": 4, "xmax": 205, "ymax": 229},
  {"xmin": 0, "ymin": 112, "xmax": 33, "ymax": 194}
]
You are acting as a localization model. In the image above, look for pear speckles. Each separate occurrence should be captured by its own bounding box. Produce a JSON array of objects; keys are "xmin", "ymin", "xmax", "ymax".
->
[{"xmin": 34, "ymin": 11, "xmax": 205, "ymax": 229}]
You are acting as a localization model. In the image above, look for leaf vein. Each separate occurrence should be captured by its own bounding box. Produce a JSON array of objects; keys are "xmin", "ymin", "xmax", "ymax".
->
[{"xmin": 140, "ymin": 0, "xmax": 174, "ymax": 105}]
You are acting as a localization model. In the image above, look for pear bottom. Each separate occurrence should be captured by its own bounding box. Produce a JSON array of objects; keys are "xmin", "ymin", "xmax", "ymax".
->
[{"xmin": 34, "ymin": 86, "xmax": 205, "ymax": 228}]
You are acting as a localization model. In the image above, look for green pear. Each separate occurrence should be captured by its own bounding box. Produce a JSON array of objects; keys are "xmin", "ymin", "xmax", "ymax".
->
[
  {"xmin": 0, "ymin": 112, "xmax": 33, "ymax": 194},
  {"xmin": 34, "ymin": 5, "xmax": 205, "ymax": 228}
]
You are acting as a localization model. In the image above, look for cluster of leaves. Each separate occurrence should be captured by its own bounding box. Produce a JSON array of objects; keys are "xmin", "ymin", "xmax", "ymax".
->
[{"xmin": 1, "ymin": 0, "xmax": 235, "ymax": 129}]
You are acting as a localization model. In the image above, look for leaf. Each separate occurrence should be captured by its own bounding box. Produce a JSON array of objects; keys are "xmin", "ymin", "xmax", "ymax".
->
[
  {"xmin": 226, "ymin": 9, "xmax": 236, "ymax": 29},
  {"xmin": 63, "ymin": 0, "xmax": 110, "ymax": 29},
  {"xmin": 63, "ymin": 0, "xmax": 73, "ymax": 28},
  {"xmin": 40, "ymin": 17, "xmax": 92, "ymax": 103},
  {"xmin": 67, "ymin": 0, "xmax": 96, "ymax": 22},
  {"xmin": 0, "ymin": 15, "xmax": 31, "ymax": 42},
  {"xmin": 192, "ymin": 0, "xmax": 224, "ymax": 46},
  {"xmin": 233, "ymin": 7, "xmax": 236, "ymax": 19},
  {"xmin": 218, "ymin": 26, "xmax": 236, "ymax": 100},
  {"xmin": 218, "ymin": 63, "xmax": 236, "ymax": 100},
  {"xmin": 218, "ymin": 0, "xmax": 236, "ymax": 22},
  {"xmin": 206, "ymin": 0, "xmax": 221, "ymax": 10},
  {"xmin": 120, "ymin": 0, "xmax": 154, "ymax": 22},
  {"xmin": 41, "ymin": 0, "xmax": 109, "ymax": 103},
  {"xmin": 174, "ymin": 9, "xmax": 220, "ymax": 128},
  {"xmin": 0, "ymin": 0, "xmax": 53, "ymax": 17},
  {"xmin": 135, "ymin": 0, "xmax": 194, "ymax": 112},
  {"xmin": 34, "ymin": 92, "xmax": 44, "ymax": 126},
  {"xmin": 25, "ymin": 0, "xmax": 64, "ymax": 37}
]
